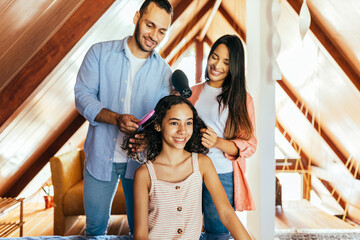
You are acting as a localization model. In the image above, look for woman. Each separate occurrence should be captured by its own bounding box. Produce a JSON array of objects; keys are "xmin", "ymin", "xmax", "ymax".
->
[{"xmin": 188, "ymin": 34, "xmax": 257, "ymax": 239}]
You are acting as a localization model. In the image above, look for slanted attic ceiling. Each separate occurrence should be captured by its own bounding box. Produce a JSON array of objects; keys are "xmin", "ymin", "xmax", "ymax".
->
[{"xmin": 0, "ymin": 0, "xmax": 359, "ymax": 221}]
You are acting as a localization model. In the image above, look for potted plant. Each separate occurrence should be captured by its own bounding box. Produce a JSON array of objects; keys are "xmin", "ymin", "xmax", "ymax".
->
[{"xmin": 42, "ymin": 181, "xmax": 54, "ymax": 209}]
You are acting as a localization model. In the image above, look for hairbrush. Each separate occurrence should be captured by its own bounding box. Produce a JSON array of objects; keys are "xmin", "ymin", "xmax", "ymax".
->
[{"xmin": 138, "ymin": 110, "xmax": 157, "ymax": 131}]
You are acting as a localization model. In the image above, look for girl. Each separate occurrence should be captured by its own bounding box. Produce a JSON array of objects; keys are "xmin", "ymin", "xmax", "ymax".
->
[
  {"xmin": 188, "ymin": 35, "xmax": 257, "ymax": 239},
  {"xmin": 123, "ymin": 95, "xmax": 251, "ymax": 240}
]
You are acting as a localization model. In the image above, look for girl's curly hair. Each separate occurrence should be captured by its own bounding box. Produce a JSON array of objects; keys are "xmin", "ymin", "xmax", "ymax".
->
[{"xmin": 122, "ymin": 95, "xmax": 208, "ymax": 162}]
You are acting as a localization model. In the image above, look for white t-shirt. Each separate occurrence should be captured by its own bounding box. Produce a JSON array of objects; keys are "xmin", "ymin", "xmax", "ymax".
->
[
  {"xmin": 113, "ymin": 41, "xmax": 147, "ymax": 163},
  {"xmin": 195, "ymin": 83, "xmax": 233, "ymax": 173}
]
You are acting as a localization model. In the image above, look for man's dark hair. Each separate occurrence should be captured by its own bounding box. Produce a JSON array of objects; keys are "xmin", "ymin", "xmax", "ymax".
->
[{"xmin": 139, "ymin": 0, "xmax": 173, "ymax": 19}]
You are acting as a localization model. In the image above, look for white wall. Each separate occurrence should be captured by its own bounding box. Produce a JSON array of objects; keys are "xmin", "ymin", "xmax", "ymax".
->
[{"xmin": 246, "ymin": 0, "xmax": 275, "ymax": 239}]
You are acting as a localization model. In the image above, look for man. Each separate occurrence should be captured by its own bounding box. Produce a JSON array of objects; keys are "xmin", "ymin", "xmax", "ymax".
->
[{"xmin": 74, "ymin": 0, "xmax": 173, "ymax": 236}]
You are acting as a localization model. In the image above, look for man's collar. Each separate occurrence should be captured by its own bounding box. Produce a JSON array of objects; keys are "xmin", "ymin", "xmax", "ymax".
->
[{"xmin": 117, "ymin": 36, "xmax": 158, "ymax": 59}]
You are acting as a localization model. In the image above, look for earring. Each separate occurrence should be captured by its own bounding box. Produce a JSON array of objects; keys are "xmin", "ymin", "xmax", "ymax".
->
[{"xmin": 154, "ymin": 124, "xmax": 161, "ymax": 132}]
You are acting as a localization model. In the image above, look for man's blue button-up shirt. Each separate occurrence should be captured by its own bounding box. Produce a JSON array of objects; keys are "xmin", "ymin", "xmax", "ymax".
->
[{"xmin": 74, "ymin": 37, "xmax": 172, "ymax": 181}]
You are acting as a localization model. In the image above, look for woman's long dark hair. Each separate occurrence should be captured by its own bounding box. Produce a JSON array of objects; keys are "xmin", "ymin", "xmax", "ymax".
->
[
  {"xmin": 123, "ymin": 95, "xmax": 208, "ymax": 161},
  {"xmin": 205, "ymin": 34, "xmax": 253, "ymax": 140}
]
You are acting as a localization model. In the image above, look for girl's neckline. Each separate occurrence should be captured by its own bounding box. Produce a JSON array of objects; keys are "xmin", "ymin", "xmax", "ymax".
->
[
  {"xmin": 155, "ymin": 171, "xmax": 198, "ymax": 185},
  {"xmin": 148, "ymin": 154, "xmax": 197, "ymax": 184}
]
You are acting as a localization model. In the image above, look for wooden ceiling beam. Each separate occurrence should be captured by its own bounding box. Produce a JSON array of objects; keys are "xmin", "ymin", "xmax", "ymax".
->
[
  {"xmin": 160, "ymin": 0, "xmax": 213, "ymax": 59},
  {"xmin": 276, "ymin": 120, "xmax": 313, "ymax": 200},
  {"xmin": 277, "ymin": 79, "xmax": 360, "ymax": 180},
  {"xmin": 218, "ymin": 4, "xmax": 246, "ymax": 42},
  {"xmin": 276, "ymin": 158, "xmax": 310, "ymax": 171},
  {"xmin": 0, "ymin": 0, "xmax": 115, "ymax": 130},
  {"xmin": 195, "ymin": 37, "xmax": 204, "ymax": 83},
  {"xmin": 319, "ymin": 179, "xmax": 347, "ymax": 211},
  {"xmin": 168, "ymin": 36, "xmax": 196, "ymax": 66},
  {"xmin": 3, "ymin": 113, "xmax": 85, "ymax": 197},
  {"xmin": 168, "ymin": 34, "xmax": 213, "ymax": 68},
  {"xmin": 198, "ymin": 0, "xmax": 222, "ymax": 41},
  {"xmin": 172, "ymin": 0, "xmax": 193, "ymax": 23},
  {"xmin": 276, "ymin": 120, "xmax": 348, "ymax": 208},
  {"xmin": 287, "ymin": 0, "xmax": 360, "ymax": 92},
  {"xmin": 276, "ymin": 120, "xmax": 316, "ymax": 169},
  {"xmin": 204, "ymin": 35, "xmax": 213, "ymax": 47}
]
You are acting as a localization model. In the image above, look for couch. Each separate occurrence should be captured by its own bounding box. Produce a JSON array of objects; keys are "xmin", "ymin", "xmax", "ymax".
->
[{"xmin": 50, "ymin": 149, "xmax": 128, "ymax": 235}]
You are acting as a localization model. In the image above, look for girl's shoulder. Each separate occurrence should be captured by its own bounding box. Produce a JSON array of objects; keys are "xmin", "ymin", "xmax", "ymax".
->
[
  {"xmin": 197, "ymin": 153, "xmax": 213, "ymax": 170},
  {"xmin": 134, "ymin": 163, "xmax": 151, "ymax": 180},
  {"xmin": 197, "ymin": 153, "xmax": 210, "ymax": 161}
]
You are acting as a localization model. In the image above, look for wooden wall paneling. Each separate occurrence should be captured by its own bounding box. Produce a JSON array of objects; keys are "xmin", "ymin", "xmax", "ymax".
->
[
  {"xmin": 2, "ymin": 112, "xmax": 85, "ymax": 197},
  {"xmin": 286, "ymin": 0, "xmax": 360, "ymax": 92},
  {"xmin": 0, "ymin": 0, "xmax": 85, "ymax": 91},
  {"xmin": 0, "ymin": 0, "xmax": 53, "ymax": 55},
  {"xmin": 0, "ymin": 0, "xmax": 14, "ymax": 15},
  {"xmin": 0, "ymin": 44, "xmax": 85, "ymax": 196},
  {"xmin": 277, "ymin": 79, "xmax": 360, "ymax": 180},
  {"xmin": 0, "ymin": 0, "xmax": 116, "ymax": 130}
]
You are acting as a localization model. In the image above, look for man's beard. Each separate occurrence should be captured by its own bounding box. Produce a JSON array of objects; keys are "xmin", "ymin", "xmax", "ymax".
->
[{"xmin": 134, "ymin": 22, "xmax": 153, "ymax": 53}]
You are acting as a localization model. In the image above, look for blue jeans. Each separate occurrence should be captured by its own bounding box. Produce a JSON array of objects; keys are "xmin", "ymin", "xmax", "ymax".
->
[
  {"xmin": 201, "ymin": 172, "xmax": 234, "ymax": 240},
  {"xmin": 84, "ymin": 163, "xmax": 134, "ymax": 236}
]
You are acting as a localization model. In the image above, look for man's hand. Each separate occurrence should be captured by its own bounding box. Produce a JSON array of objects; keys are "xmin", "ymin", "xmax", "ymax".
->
[
  {"xmin": 117, "ymin": 114, "xmax": 140, "ymax": 134},
  {"xmin": 200, "ymin": 127, "xmax": 218, "ymax": 149}
]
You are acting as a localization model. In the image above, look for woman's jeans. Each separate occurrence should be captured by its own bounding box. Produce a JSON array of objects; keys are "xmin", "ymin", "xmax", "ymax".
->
[
  {"xmin": 84, "ymin": 163, "xmax": 134, "ymax": 236},
  {"xmin": 201, "ymin": 172, "xmax": 234, "ymax": 240}
]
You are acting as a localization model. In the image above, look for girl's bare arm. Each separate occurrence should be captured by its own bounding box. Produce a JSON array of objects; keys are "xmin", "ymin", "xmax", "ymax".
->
[
  {"xmin": 133, "ymin": 165, "xmax": 151, "ymax": 240},
  {"xmin": 199, "ymin": 154, "xmax": 252, "ymax": 240}
]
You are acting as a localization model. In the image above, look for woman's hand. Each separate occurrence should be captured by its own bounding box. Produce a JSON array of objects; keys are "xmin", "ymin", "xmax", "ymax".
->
[
  {"xmin": 201, "ymin": 127, "xmax": 218, "ymax": 149},
  {"xmin": 201, "ymin": 127, "xmax": 239, "ymax": 157}
]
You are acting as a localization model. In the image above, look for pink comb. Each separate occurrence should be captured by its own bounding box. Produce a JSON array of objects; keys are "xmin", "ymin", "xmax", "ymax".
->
[{"xmin": 138, "ymin": 110, "xmax": 155, "ymax": 126}]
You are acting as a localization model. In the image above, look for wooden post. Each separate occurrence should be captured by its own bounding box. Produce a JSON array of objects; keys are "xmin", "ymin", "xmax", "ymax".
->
[
  {"xmin": 195, "ymin": 38, "xmax": 204, "ymax": 83},
  {"xmin": 303, "ymin": 173, "xmax": 311, "ymax": 200}
]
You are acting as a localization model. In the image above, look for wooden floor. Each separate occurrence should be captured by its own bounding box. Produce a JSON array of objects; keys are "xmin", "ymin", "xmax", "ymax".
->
[
  {"xmin": 275, "ymin": 200, "xmax": 359, "ymax": 230},
  {"xmin": 0, "ymin": 190, "xmax": 128, "ymax": 238},
  {"xmin": 2, "ymin": 192, "xmax": 359, "ymax": 238}
]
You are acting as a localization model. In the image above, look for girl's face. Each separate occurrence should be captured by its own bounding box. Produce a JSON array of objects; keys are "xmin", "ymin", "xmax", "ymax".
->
[
  {"xmin": 160, "ymin": 103, "xmax": 193, "ymax": 150},
  {"xmin": 207, "ymin": 43, "xmax": 230, "ymax": 88}
]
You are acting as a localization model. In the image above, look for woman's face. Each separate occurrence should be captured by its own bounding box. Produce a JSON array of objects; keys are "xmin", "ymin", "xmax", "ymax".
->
[
  {"xmin": 160, "ymin": 103, "xmax": 194, "ymax": 150},
  {"xmin": 207, "ymin": 43, "xmax": 230, "ymax": 88}
]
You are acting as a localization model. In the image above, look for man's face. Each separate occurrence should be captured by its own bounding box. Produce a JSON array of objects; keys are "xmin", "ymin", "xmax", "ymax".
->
[{"xmin": 133, "ymin": 2, "xmax": 171, "ymax": 53}]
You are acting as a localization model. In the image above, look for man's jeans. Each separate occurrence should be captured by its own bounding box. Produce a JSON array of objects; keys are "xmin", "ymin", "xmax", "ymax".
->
[
  {"xmin": 84, "ymin": 163, "xmax": 134, "ymax": 236},
  {"xmin": 201, "ymin": 172, "xmax": 234, "ymax": 240}
]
